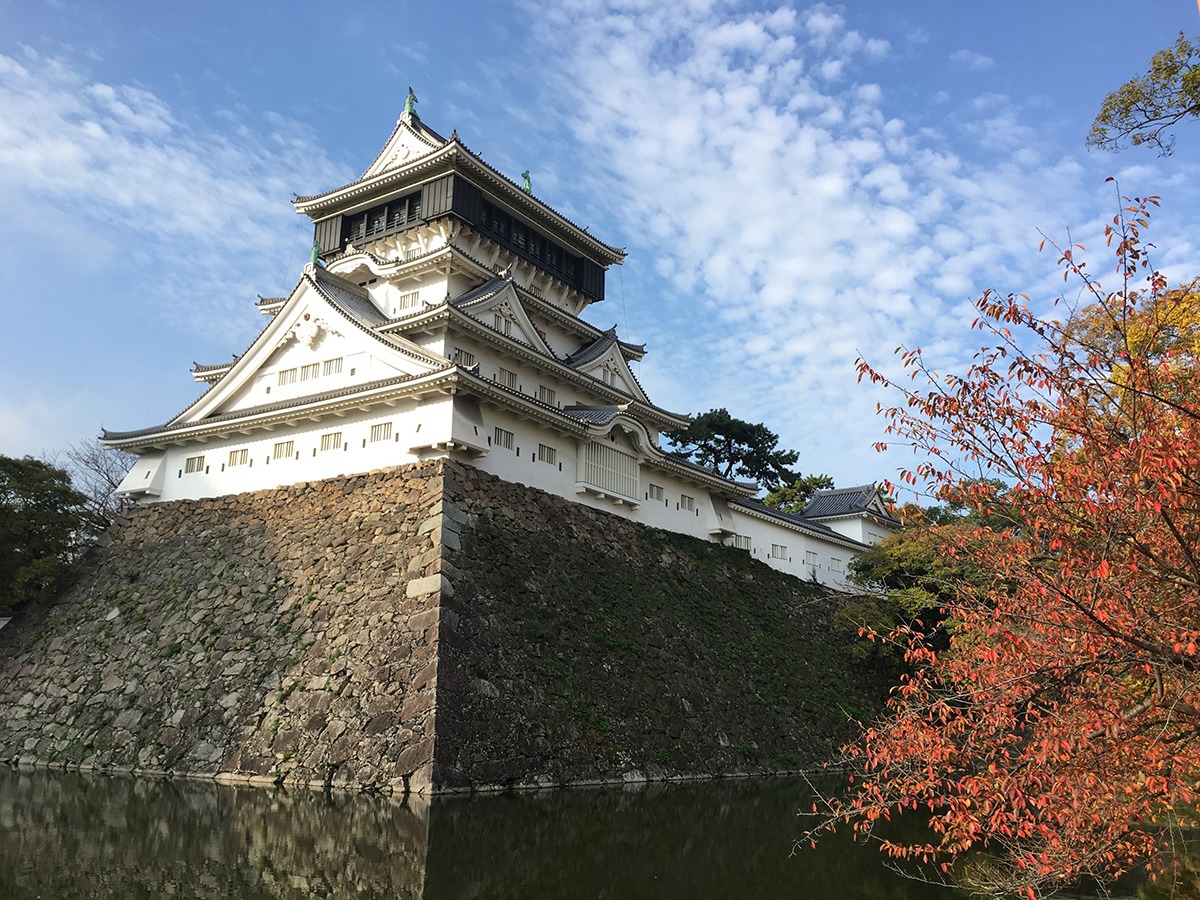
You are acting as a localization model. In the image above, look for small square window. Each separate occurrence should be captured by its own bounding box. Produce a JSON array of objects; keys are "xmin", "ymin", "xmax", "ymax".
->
[
  {"xmin": 323, "ymin": 357, "xmax": 343, "ymax": 376},
  {"xmin": 455, "ymin": 349, "xmax": 476, "ymax": 367},
  {"xmin": 319, "ymin": 432, "xmax": 342, "ymax": 452},
  {"xmin": 648, "ymin": 483, "xmax": 664, "ymax": 501},
  {"xmin": 300, "ymin": 363, "xmax": 320, "ymax": 381},
  {"xmin": 369, "ymin": 422, "xmax": 393, "ymax": 443},
  {"xmin": 184, "ymin": 455, "xmax": 205, "ymax": 474},
  {"xmin": 680, "ymin": 494, "xmax": 695, "ymax": 512},
  {"xmin": 277, "ymin": 368, "xmax": 297, "ymax": 386},
  {"xmin": 493, "ymin": 313, "xmax": 512, "ymax": 336},
  {"xmin": 771, "ymin": 544, "xmax": 788, "ymax": 560},
  {"xmin": 538, "ymin": 443, "xmax": 557, "ymax": 465},
  {"xmin": 830, "ymin": 557, "xmax": 843, "ymax": 573},
  {"xmin": 494, "ymin": 427, "xmax": 515, "ymax": 450},
  {"xmin": 273, "ymin": 441, "xmax": 294, "ymax": 460},
  {"xmin": 498, "ymin": 368, "xmax": 517, "ymax": 389},
  {"xmin": 537, "ymin": 385, "xmax": 556, "ymax": 406},
  {"xmin": 227, "ymin": 449, "xmax": 248, "ymax": 467},
  {"xmin": 733, "ymin": 535, "xmax": 751, "ymax": 551},
  {"xmin": 804, "ymin": 550, "xmax": 818, "ymax": 566}
]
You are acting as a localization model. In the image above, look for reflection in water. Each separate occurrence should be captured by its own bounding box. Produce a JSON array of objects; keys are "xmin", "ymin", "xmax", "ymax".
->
[{"xmin": 7, "ymin": 767, "xmax": 1127, "ymax": 899}]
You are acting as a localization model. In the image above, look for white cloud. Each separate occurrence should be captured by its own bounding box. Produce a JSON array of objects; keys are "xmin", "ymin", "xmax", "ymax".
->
[
  {"xmin": 0, "ymin": 49, "xmax": 350, "ymax": 339},
  {"xmin": 950, "ymin": 48, "xmax": 995, "ymax": 71},
  {"xmin": 515, "ymin": 0, "xmax": 1199, "ymax": 485}
]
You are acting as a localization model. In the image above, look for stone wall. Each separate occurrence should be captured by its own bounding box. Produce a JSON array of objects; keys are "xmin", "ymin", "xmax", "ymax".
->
[{"xmin": 0, "ymin": 460, "xmax": 884, "ymax": 792}]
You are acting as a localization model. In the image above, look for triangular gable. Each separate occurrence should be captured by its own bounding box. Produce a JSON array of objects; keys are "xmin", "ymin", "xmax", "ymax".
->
[
  {"xmin": 583, "ymin": 344, "xmax": 648, "ymax": 403},
  {"xmin": 451, "ymin": 276, "xmax": 554, "ymax": 357},
  {"xmin": 173, "ymin": 267, "xmax": 443, "ymax": 426},
  {"xmin": 361, "ymin": 113, "xmax": 447, "ymax": 180},
  {"xmin": 564, "ymin": 331, "xmax": 649, "ymax": 403}
]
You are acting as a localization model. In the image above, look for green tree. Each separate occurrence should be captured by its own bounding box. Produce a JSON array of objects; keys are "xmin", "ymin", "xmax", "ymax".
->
[
  {"xmin": 1088, "ymin": 32, "xmax": 1200, "ymax": 154},
  {"xmin": 760, "ymin": 472, "xmax": 835, "ymax": 513},
  {"xmin": 664, "ymin": 407, "xmax": 829, "ymax": 492},
  {"xmin": 836, "ymin": 485, "xmax": 1011, "ymax": 665},
  {"xmin": 0, "ymin": 455, "xmax": 95, "ymax": 611}
]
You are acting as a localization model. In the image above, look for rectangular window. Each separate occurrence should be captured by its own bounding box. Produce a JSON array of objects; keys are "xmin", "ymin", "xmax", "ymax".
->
[
  {"xmin": 648, "ymin": 483, "xmax": 664, "ymax": 501},
  {"xmin": 395, "ymin": 290, "xmax": 421, "ymax": 313},
  {"xmin": 369, "ymin": 422, "xmax": 393, "ymax": 443},
  {"xmin": 830, "ymin": 557, "xmax": 844, "ymax": 573},
  {"xmin": 580, "ymin": 440, "xmax": 638, "ymax": 500},
  {"xmin": 538, "ymin": 443, "xmax": 557, "ymax": 465},
  {"xmin": 184, "ymin": 455, "xmax": 205, "ymax": 474},
  {"xmin": 273, "ymin": 441, "xmax": 294, "ymax": 460},
  {"xmin": 733, "ymin": 535, "xmax": 752, "ymax": 551},
  {"xmin": 323, "ymin": 357, "xmax": 343, "ymax": 376},
  {"xmin": 299, "ymin": 363, "xmax": 320, "ymax": 381},
  {"xmin": 601, "ymin": 367, "xmax": 615, "ymax": 386},
  {"xmin": 455, "ymin": 349, "xmax": 476, "ymax": 367},
  {"xmin": 227, "ymin": 449, "xmax": 248, "ymax": 467},
  {"xmin": 771, "ymin": 544, "xmax": 788, "ymax": 560},
  {"xmin": 537, "ymin": 385, "xmax": 556, "ymax": 406},
  {"xmin": 680, "ymin": 494, "xmax": 695, "ymax": 511},
  {"xmin": 277, "ymin": 368, "xmax": 297, "ymax": 386},
  {"xmin": 493, "ymin": 313, "xmax": 512, "ymax": 336},
  {"xmin": 498, "ymin": 367, "xmax": 517, "ymax": 389},
  {"xmin": 494, "ymin": 427, "xmax": 515, "ymax": 450},
  {"xmin": 805, "ymin": 550, "xmax": 818, "ymax": 566},
  {"xmin": 319, "ymin": 432, "xmax": 342, "ymax": 452}
]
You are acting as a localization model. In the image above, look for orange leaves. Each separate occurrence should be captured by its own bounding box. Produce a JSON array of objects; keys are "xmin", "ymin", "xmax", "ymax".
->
[{"xmin": 829, "ymin": 193, "xmax": 1200, "ymax": 896}]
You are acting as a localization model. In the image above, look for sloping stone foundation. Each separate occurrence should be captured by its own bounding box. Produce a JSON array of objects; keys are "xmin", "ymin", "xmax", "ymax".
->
[{"xmin": 0, "ymin": 460, "xmax": 883, "ymax": 792}]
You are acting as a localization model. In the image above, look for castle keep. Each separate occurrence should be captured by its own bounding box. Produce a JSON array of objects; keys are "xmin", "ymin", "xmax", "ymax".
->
[{"xmin": 102, "ymin": 100, "xmax": 896, "ymax": 587}]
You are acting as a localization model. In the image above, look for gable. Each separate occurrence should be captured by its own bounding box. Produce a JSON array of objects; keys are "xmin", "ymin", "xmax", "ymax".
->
[
  {"xmin": 361, "ymin": 115, "xmax": 446, "ymax": 180},
  {"xmin": 582, "ymin": 346, "xmax": 649, "ymax": 403},
  {"xmin": 453, "ymin": 279, "xmax": 554, "ymax": 357},
  {"xmin": 174, "ymin": 271, "xmax": 442, "ymax": 426}
]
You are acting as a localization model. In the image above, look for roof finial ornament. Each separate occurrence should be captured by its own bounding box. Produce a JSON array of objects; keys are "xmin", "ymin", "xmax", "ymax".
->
[
  {"xmin": 404, "ymin": 86, "xmax": 418, "ymax": 118},
  {"xmin": 521, "ymin": 170, "xmax": 532, "ymax": 194}
]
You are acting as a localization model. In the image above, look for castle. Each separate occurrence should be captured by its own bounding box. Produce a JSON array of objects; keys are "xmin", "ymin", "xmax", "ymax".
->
[{"xmin": 103, "ymin": 100, "xmax": 896, "ymax": 588}]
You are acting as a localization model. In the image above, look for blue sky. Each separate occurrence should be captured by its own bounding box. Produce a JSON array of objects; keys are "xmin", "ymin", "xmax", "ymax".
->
[{"xmin": 3, "ymin": 0, "xmax": 1199, "ymax": 491}]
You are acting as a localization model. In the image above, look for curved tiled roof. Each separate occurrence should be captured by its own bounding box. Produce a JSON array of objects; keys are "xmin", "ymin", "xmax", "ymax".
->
[
  {"xmin": 294, "ymin": 124, "xmax": 624, "ymax": 264},
  {"xmin": 802, "ymin": 484, "xmax": 900, "ymax": 525},
  {"xmin": 561, "ymin": 405, "xmax": 625, "ymax": 426},
  {"xmin": 102, "ymin": 368, "xmax": 453, "ymax": 443}
]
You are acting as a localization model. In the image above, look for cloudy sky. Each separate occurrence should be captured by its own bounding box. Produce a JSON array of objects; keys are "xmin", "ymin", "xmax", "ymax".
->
[{"xmin": 3, "ymin": 0, "xmax": 1199, "ymax": 490}]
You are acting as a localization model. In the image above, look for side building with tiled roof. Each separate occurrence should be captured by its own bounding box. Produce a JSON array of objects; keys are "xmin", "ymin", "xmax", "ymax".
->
[{"xmin": 102, "ymin": 105, "xmax": 896, "ymax": 588}]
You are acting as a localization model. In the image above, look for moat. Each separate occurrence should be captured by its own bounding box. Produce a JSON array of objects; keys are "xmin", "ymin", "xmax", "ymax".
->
[{"xmin": 0, "ymin": 769, "xmax": 1154, "ymax": 899}]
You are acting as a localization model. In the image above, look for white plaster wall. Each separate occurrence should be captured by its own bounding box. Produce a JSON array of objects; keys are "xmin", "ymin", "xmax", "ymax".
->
[{"xmin": 144, "ymin": 401, "xmax": 455, "ymax": 502}]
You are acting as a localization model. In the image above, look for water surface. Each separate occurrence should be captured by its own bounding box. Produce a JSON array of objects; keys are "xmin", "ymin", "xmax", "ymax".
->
[{"xmin": 0, "ymin": 768, "xmax": 1125, "ymax": 899}]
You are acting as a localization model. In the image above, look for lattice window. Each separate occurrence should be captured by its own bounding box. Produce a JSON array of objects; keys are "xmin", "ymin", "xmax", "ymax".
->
[
  {"xmin": 579, "ymin": 440, "xmax": 638, "ymax": 500},
  {"xmin": 273, "ymin": 441, "xmax": 294, "ymax": 460}
]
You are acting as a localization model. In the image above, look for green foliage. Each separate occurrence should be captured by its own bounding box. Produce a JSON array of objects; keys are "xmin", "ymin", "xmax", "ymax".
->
[
  {"xmin": 840, "ymin": 481, "xmax": 1015, "ymax": 657},
  {"xmin": 0, "ymin": 455, "xmax": 96, "ymax": 611},
  {"xmin": 664, "ymin": 407, "xmax": 829, "ymax": 493},
  {"xmin": 1088, "ymin": 32, "xmax": 1200, "ymax": 155},
  {"xmin": 761, "ymin": 472, "xmax": 835, "ymax": 513}
]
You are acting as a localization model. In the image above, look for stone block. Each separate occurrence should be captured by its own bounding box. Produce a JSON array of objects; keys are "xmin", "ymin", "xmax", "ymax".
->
[{"xmin": 405, "ymin": 574, "xmax": 451, "ymax": 599}]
